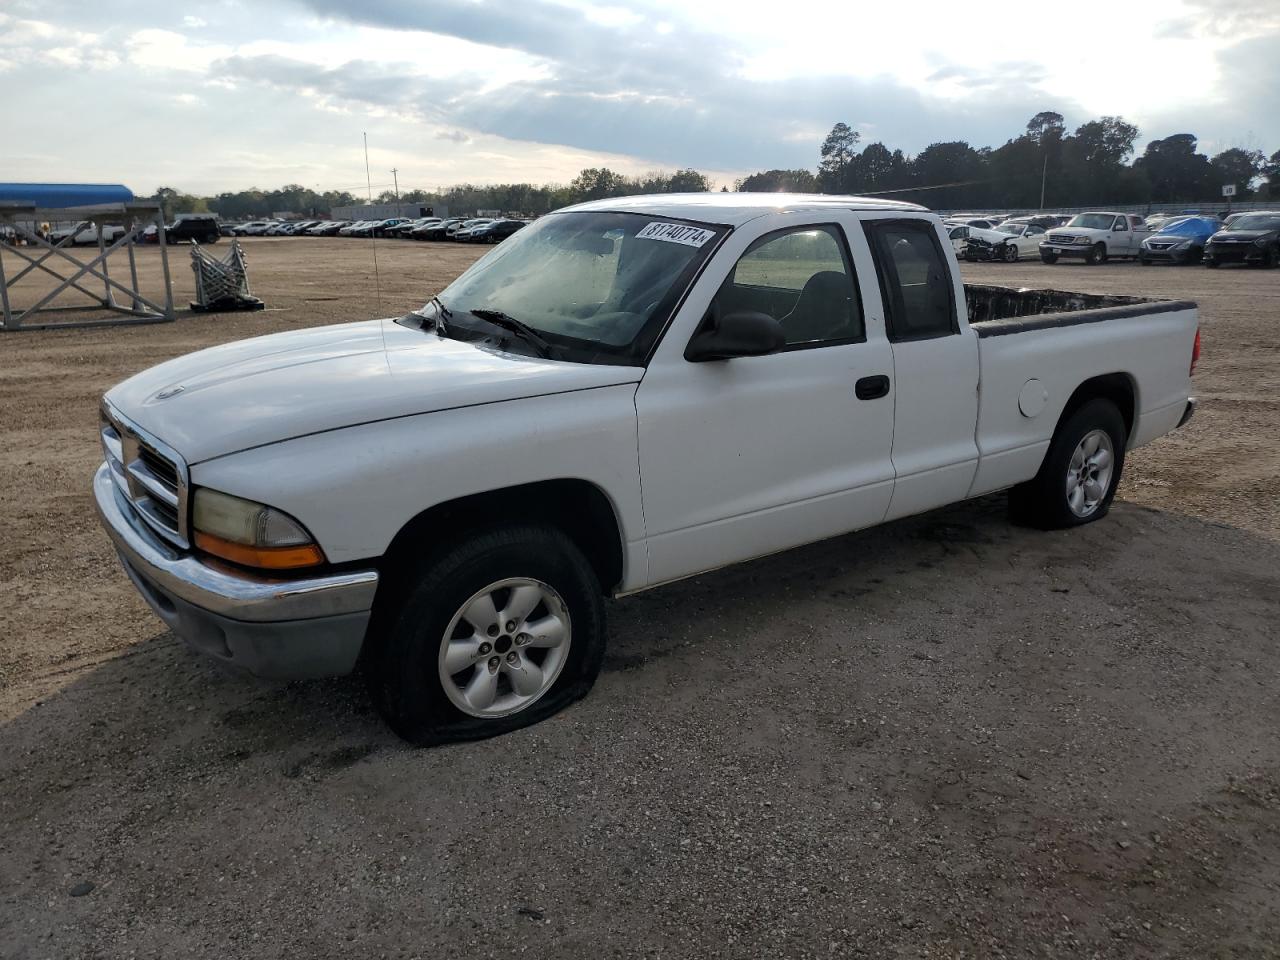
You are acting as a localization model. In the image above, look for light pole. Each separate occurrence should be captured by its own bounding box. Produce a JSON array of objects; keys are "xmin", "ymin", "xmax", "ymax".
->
[{"xmin": 390, "ymin": 168, "xmax": 400, "ymax": 203}]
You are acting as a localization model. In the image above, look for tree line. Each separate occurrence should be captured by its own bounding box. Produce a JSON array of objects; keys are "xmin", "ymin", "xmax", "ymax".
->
[
  {"xmin": 146, "ymin": 168, "xmax": 714, "ymax": 220},
  {"xmin": 145, "ymin": 112, "xmax": 1278, "ymax": 219},
  {"xmin": 739, "ymin": 112, "xmax": 1277, "ymax": 209}
]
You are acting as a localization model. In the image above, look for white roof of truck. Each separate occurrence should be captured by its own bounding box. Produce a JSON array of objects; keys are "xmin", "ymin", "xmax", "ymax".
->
[{"xmin": 560, "ymin": 192, "xmax": 927, "ymax": 227}]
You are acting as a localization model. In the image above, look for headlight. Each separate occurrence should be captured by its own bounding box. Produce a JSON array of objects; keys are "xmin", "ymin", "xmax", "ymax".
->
[
  {"xmin": 1256, "ymin": 237, "xmax": 1270, "ymax": 247},
  {"xmin": 192, "ymin": 488, "xmax": 326, "ymax": 570},
  {"xmin": 1077, "ymin": 236, "xmax": 1092, "ymax": 245}
]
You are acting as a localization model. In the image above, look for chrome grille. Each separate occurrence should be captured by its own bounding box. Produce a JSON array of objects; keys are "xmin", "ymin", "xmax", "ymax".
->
[
  {"xmin": 1148, "ymin": 241, "xmax": 1175, "ymax": 250},
  {"xmin": 100, "ymin": 403, "xmax": 189, "ymax": 548},
  {"xmin": 1047, "ymin": 233, "xmax": 1074, "ymax": 244}
]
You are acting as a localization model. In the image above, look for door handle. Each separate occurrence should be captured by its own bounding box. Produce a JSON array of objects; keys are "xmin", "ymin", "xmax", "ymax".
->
[{"xmin": 855, "ymin": 375, "xmax": 890, "ymax": 400}]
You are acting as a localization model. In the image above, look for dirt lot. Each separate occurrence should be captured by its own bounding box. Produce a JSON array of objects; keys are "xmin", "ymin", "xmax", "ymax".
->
[{"xmin": 1, "ymin": 238, "xmax": 1278, "ymax": 958}]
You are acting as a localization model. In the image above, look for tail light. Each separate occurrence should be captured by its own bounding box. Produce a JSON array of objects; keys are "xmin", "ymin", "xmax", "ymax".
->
[{"xmin": 1190, "ymin": 327, "xmax": 1201, "ymax": 376}]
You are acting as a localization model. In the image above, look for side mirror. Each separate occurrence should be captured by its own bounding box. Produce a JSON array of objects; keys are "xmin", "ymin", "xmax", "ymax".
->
[{"xmin": 685, "ymin": 310, "xmax": 786, "ymax": 362}]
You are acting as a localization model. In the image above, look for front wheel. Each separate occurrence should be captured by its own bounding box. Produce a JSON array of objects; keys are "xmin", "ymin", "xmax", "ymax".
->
[
  {"xmin": 1139, "ymin": 255, "xmax": 1152, "ymax": 266},
  {"xmin": 1265, "ymin": 245, "xmax": 1280, "ymax": 269},
  {"xmin": 1040, "ymin": 251, "xmax": 1059, "ymax": 264},
  {"xmin": 1205, "ymin": 258, "xmax": 1220, "ymax": 268},
  {"xmin": 1009, "ymin": 398, "xmax": 1127, "ymax": 530},
  {"xmin": 365, "ymin": 525, "xmax": 606, "ymax": 745},
  {"xmin": 1002, "ymin": 244, "xmax": 1019, "ymax": 263},
  {"xmin": 1083, "ymin": 243, "xmax": 1107, "ymax": 265}
]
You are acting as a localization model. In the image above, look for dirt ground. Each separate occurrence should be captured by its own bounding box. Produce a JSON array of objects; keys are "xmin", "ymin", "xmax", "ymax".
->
[{"xmin": 1, "ymin": 237, "xmax": 1278, "ymax": 959}]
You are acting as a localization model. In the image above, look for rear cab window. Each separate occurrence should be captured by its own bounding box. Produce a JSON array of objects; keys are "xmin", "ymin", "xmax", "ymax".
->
[{"xmin": 863, "ymin": 219, "xmax": 958, "ymax": 342}]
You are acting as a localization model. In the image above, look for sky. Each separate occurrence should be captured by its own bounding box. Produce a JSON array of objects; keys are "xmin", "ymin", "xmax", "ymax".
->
[{"xmin": 1, "ymin": 0, "xmax": 1277, "ymax": 195}]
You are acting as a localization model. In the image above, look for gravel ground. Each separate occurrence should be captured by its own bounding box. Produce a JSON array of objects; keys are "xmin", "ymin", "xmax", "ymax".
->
[{"xmin": 1, "ymin": 238, "xmax": 1278, "ymax": 958}]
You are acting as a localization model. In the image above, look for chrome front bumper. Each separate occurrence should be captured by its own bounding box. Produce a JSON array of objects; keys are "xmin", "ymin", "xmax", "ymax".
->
[{"xmin": 93, "ymin": 462, "xmax": 379, "ymax": 678}]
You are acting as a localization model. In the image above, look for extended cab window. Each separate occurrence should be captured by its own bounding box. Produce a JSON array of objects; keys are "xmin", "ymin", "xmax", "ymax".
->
[
  {"xmin": 713, "ymin": 225, "xmax": 863, "ymax": 347},
  {"xmin": 1113, "ymin": 217, "xmax": 1128, "ymax": 232},
  {"xmin": 864, "ymin": 220, "xmax": 957, "ymax": 342}
]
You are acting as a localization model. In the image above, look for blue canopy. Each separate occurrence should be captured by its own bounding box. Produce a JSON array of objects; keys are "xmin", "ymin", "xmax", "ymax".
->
[{"xmin": 0, "ymin": 183, "xmax": 134, "ymax": 208}]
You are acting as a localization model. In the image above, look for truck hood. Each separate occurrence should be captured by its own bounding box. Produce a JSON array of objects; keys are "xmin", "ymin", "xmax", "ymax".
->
[{"xmin": 105, "ymin": 318, "xmax": 644, "ymax": 463}]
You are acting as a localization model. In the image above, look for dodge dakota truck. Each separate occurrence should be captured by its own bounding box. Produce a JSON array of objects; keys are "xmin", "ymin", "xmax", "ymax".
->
[{"xmin": 94, "ymin": 193, "xmax": 1200, "ymax": 744}]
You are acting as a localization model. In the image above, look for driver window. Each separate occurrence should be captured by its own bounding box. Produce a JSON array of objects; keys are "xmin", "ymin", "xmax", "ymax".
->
[
  {"xmin": 1027, "ymin": 225, "xmax": 1045, "ymax": 236},
  {"xmin": 715, "ymin": 225, "xmax": 863, "ymax": 347}
]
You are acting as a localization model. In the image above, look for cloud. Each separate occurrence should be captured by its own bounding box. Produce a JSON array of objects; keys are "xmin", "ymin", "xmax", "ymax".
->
[{"xmin": 127, "ymin": 28, "xmax": 231, "ymax": 71}]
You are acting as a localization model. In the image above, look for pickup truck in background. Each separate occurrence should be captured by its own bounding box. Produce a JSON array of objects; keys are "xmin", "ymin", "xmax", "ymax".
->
[
  {"xmin": 1040, "ymin": 212, "xmax": 1151, "ymax": 264},
  {"xmin": 94, "ymin": 194, "xmax": 1200, "ymax": 744}
]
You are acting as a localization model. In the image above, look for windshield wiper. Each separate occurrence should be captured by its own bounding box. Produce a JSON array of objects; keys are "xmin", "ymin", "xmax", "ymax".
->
[
  {"xmin": 467, "ymin": 308, "xmax": 554, "ymax": 358},
  {"xmin": 429, "ymin": 296, "xmax": 452, "ymax": 338}
]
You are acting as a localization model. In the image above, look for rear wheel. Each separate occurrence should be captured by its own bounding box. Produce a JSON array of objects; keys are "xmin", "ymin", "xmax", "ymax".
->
[
  {"xmin": 1009, "ymin": 398, "xmax": 1126, "ymax": 530},
  {"xmin": 364, "ymin": 525, "xmax": 606, "ymax": 745}
]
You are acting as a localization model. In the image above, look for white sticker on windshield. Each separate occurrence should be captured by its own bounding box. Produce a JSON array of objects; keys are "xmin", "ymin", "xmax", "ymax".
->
[{"xmin": 636, "ymin": 222, "xmax": 716, "ymax": 247}]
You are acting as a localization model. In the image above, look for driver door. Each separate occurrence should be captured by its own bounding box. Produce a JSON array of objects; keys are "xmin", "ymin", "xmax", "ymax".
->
[{"xmin": 634, "ymin": 218, "xmax": 896, "ymax": 586}]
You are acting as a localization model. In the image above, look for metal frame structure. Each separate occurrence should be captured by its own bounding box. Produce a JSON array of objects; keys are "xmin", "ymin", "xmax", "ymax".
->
[{"xmin": 0, "ymin": 202, "xmax": 175, "ymax": 331}]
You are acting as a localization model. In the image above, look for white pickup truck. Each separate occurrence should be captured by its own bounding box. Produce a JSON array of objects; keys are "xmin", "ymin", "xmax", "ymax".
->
[
  {"xmin": 94, "ymin": 194, "xmax": 1200, "ymax": 744},
  {"xmin": 1040, "ymin": 212, "xmax": 1151, "ymax": 264}
]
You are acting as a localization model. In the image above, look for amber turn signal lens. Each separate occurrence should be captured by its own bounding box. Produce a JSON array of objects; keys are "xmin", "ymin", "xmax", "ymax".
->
[{"xmin": 194, "ymin": 531, "xmax": 326, "ymax": 570}]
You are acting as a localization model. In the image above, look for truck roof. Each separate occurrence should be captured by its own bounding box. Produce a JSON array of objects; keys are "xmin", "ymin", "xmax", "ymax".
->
[{"xmin": 561, "ymin": 192, "xmax": 928, "ymax": 227}]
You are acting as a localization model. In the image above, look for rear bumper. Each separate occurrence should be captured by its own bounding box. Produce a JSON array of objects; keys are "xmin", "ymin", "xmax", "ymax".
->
[
  {"xmin": 1177, "ymin": 397, "xmax": 1197, "ymax": 429},
  {"xmin": 93, "ymin": 462, "xmax": 378, "ymax": 678}
]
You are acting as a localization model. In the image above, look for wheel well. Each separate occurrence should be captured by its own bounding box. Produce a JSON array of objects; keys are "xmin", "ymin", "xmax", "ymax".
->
[
  {"xmin": 379, "ymin": 479, "xmax": 625, "ymax": 593},
  {"xmin": 1057, "ymin": 373, "xmax": 1136, "ymax": 442}
]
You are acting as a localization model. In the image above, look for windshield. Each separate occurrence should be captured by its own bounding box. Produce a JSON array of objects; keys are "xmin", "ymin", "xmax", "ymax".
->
[
  {"xmin": 1066, "ymin": 214, "xmax": 1117, "ymax": 230},
  {"xmin": 1231, "ymin": 215, "xmax": 1280, "ymax": 231},
  {"xmin": 995, "ymin": 223, "xmax": 1022, "ymax": 235},
  {"xmin": 434, "ymin": 211, "xmax": 725, "ymax": 365}
]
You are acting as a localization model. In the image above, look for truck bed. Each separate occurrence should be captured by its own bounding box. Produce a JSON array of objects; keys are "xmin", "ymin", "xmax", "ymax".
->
[{"xmin": 965, "ymin": 283, "xmax": 1196, "ymax": 337}]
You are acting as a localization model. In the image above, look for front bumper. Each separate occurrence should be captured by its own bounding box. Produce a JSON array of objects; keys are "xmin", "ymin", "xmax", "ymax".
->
[
  {"xmin": 1141, "ymin": 245, "xmax": 1196, "ymax": 262},
  {"xmin": 93, "ymin": 462, "xmax": 378, "ymax": 678},
  {"xmin": 1039, "ymin": 241, "xmax": 1094, "ymax": 258},
  {"xmin": 1205, "ymin": 244, "xmax": 1265, "ymax": 264}
]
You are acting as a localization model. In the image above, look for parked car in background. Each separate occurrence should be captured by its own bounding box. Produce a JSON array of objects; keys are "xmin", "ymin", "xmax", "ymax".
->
[
  {"xmin": 234, "ymin": 221, "xmax": 273, "ymax": 236},
  {"xmin": 164, "ymin": 215, "xmax": 221, "ymax": 244},
  {"xmin": 93, "ymin": 193, "xmax": 1200, "ymax": 744},
  {"xmin": 406, "ymin": 218, "xmax": 445, "ymax": 239},
  {"xmin": 963, "ymin": 220, "xmax": 1048, "ymax": 262},
  {"xmin": 371, "ymin": 218, "xmax": 413, "ymax": 237},
  {"xmin": 416, "ymin": 218, "xmax": 464, "ymax": 240},
  {"xmin": 338, "ymin": 221, "xmax": 373, "ymax": 236},
  {"xmin": 469, "ymin": 219, "xmax": 527, "ymax": 243},
  {"xmin": 452, "ymin": 219, "xmax": 496, "ymax": 241},
  {"xmin": 944, "ymin": 216, "xmax": 998, "ymax": 230},
  {"xmin": 282, "ymin": 220, "xmax": 321, "ymax": 236},
  {"xmin": 219, "ymin": 222, "xmax": 239, "ymax": 237},
  {"xmin": 1203, "ymin": 213, "xmax": 1280, "ymax": 268},
  {"xmin": 1139, "ymin": 216, "xmax": 1221, "ymax": 265},
  {"xmin": 446, "ymin": 218, "xmax": 490, "ymax": 240},
  {"xmin": 308, "ymin": 221, "xmax": 347, "ymax": 236},
  {"xmin": 947, "ymin": 224, "xmax": 969, "ymax": 256},
  {"xmin": 1040, "ymin": 212, "xmax": 1150, "ymax": 264},
  {"xmin": 48, "ymin": 222, "xmax": 128, "ymax": 245},
  {"xmin": 387, "ymin": 218, "xmax": 433, "ymax": 237}
]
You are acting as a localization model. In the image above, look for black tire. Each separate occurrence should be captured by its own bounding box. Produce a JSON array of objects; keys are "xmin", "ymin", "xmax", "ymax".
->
[
  {"xmin": 1205, "ymin": 258, "xmax": 1220, "ymax": 268},
  {"xmin": 364, "ymin": 525, "xmax": 606, "ymax": 746},
  {"xmin": 1083, "ymin": 242, "xmax": 1106, "ymax": 266},
  {"xmin": 1139, "ymin": 255, "xmax": 1152, "ymax": 266},
  {"xmin": 1266, "ymin": 245, "xmax": 1280, "ymax": 269},
  {"xmin": 1188, "ymin": 246, "xmax": 1202, "ymax": 265},
  {"xmin": 1040, "ymin": 251, "xmax": 1059, "ymax": 264},
  {"xmin": 1002, "ymin": 244, "xmax": 1019, "ymax": 263},
  {"xmin": 1008, "ymin": 398, "xmax": 1127, "ymax": 530}
]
